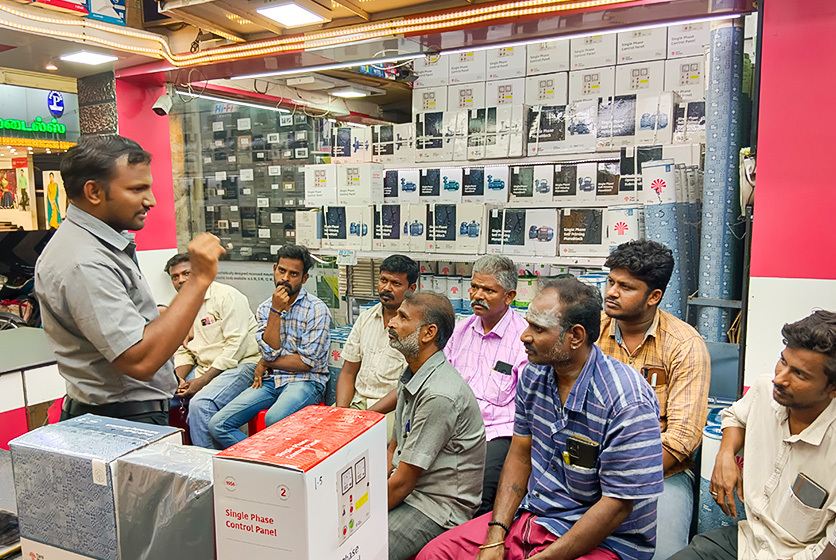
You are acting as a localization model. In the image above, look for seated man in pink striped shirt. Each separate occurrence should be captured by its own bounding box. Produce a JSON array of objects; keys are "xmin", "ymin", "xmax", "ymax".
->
[{"xmin": 444, "ymin": 255, "xmax": 529, "ymax": 516}]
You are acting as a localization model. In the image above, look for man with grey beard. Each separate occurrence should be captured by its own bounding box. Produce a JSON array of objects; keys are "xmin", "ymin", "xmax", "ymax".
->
[{"xmin": 386, "ymin": 292, "xmax": 487, "ymax": 560}]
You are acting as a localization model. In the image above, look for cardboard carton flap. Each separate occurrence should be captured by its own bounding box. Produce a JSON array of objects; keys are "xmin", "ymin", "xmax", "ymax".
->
[{"xmin": 217, "ymin": 406, "xmax": 383, "ymax": 472}]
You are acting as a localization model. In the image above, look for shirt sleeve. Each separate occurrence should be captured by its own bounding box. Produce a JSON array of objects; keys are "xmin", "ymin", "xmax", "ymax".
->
[
  {"xmin": 295, "ymin": 301, "xmax": 331, "ymax": 369},
  {"xmin": 174, "ymin": 344, "xmax": 196, "ymax": 369},
  {"xmin": 255, "ymin": 300, "xmax": 281, "ymax": 361},
  {"xmin": 720, "ymin": 375, "xmax": 763, "ymax": 430},
  {"xmin": 61, "ymin": 262, "xmax": 147, "ymax": 362},
  {"xmin": 514, "ymin": 365, "xmax": 535, "ymax": 437},
  {"xmin": 209, "ymin": 290, "xmax": 256, "ymax": 372},
  {"xmin": 662, "ymin": 335, "xmax": 711, "ymax": 462},
  {"xmin": 341, "ymin": 311, "xmax": 365, "ymax": 363},
  {"xmin": 397, "ymin": 393, "xmax": 457, "ymax": 470}
]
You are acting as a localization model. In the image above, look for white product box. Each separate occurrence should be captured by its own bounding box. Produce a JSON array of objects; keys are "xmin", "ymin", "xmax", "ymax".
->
[
  {"xmin": 332, "ymin": 127, "xmax": 371, "ymax": 163},
  {"xmin": 524, "ymin": 72, "xmax": 569, "ymax": 106},
  {"xmin": 321, "ymin": 205, "xmax": 373, "ymax": 250},
  {"xmin": 526, "ymin": 105, "xmax": 566, "ymax": 156},
  {"xmin": 667, "ymin": 22, "xmax": 711, "ymax": 59},
  {"xmin": 13, "ymin": 416, "xmax": 182, "ymax": 560},
  {"xmin": 570, "ymin": 34, "xmax": 617, "ymax": 69},
  {"xmin": 439, "ymin": 167, "xmax": 463, "ymax": 204},
  {"xmin": 466, "ymin": 108, "xmax": 488, "ymax": 160},
  {"xmin": 664, "ymin": 56, "xmax": 705, "ymax": 102},
  {"xmin": 596, "ymin": 95, "xmax": 638, "ymax": 149},
  {"xmin": 607, "ymin": 204, "xmax": 645, "ymax": 249},
  {"xmin": 510, "ymin": 164, "xmax": 554, "ymax": 204},
  {"xmin": 641, "ymin": 158, "xmax": 677, "ymax": 205},
  {"xmin": 295, "ymin": 209, "xmax": 322, "ymax": 249},
  {"xmin": 413, "ymin": 86, "xmax": 448, "ymax": 114},
  {"xmin": 337, "ymin": 163, "xmax": 384, "ymax": 205},
  {"xmin": 595, "ymin": 161, "xmax": 621, "ymax": 204},
  {"xmin": 414, "ymin": 54, "xmax": 449, "ymax": 87},
  {"xmin": 487, "ymin": 208, "xmax": 558, "ymax": 257},
  {"xmin": 448, "ymin": 83, "xmax": 486, "ymax": 110},
  {"xmin": 372, "ymin": 124, "xmax": 394, "ymax": 163},
  {"xmin": 214, "ymin": 407, "xmax": 387, "ymax": 560},
  {"xmin": 419, "ymin": 168, "xmax": 442, "ymax": 204},
  {"xmin": 635, "ymin": 92, "xmax": 676, "ymax": 145},
  {"xmin": 553, "ymin": 162, "xmax": 598, "ymax": 205},
  {"xmin": 403, "ymin": 203, "xmax": 428, "ymax": 252},
  {"xmin": 415, "ymin": 112, "xmax": 455, "ymax": 162},
  {"xmin": 673, "ymin": 101, "xmax": 706, "ymax": 144},
  {"xmin": 448, "ymin": 50, "xmax": 487, "ymax": 84},
  {"xmin": 427, "ymin": 203, "xmax": 486, "ymax": 254},
  {"xmin": 374, "ymin": 204, "xmax": 408, "ymax": 251},
  {"xmin": 387, "ymin": 168, "xmax": 420, "ymax": 204},
  {"xmin": 486, "ymin": 46, "xmax": 527, "ymax": 80},
  {"xmin": 527, "ymin": 40, "xmax": 571, "ymax": 75},
  {"xmin": 617, "ymin": 27, "xmax": 667, "ymax": 63},
  {"xmin": 304, "ymin": 164, "xmax": 338, "ymax": 207},
  {"xmin": 483, "ymin": 165, "xmax": 510, "ymax": 203},
  {"xmin": 462, "ymin": 167, "xmax": 486, "ymax": 203},
  {"xmin": 449, "ymin": 109, "xmax": 470, "ymax": 161},
  {"xmin": 615, "ymin": 60, "xmax": 665, "ymax": 96},
  {"xmin": 485, "ymin": 105, "xmax": 528, "ymax": 159},
  {"xmin": 486, "ymin": 78, "xmax": 526, "ymax": 106},
  {"xmin": 569, "ymin": 66, "xmax": 615, "ymax": 102},
  {"xmin": 564, "ymin": 100, "xmax": 599, "ymax": 153},
  {"xmin": 392, "ymin": 123, "xmax": 415, "ymax": 164},
  {"xmin": 558, "ymin": 208, "xmax": 607, "ymax": 256}
]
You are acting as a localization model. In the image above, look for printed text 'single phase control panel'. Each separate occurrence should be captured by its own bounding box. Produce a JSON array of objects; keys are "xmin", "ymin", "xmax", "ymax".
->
[{"xmin": 338, "ymin": 451, "xmax": 371, "ymax": 545}]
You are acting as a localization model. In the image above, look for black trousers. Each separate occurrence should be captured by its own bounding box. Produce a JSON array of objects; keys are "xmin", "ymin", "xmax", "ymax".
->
[
  {"xmin": 668, "ymin": 525, "xmax": 738, "ymax": 560},
  {"xmin": 476, "ymin": 436, "xmax": 512, "ymax": 517},
  {"xmin": 60, "ymin": 398, "xmax": 169, "ymax": 426}
]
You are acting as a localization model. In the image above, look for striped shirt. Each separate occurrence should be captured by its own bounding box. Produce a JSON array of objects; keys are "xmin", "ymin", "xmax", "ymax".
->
[
  {"xmin": 515, "ymin": 345, "xmax": 664, "ymax": 560},
  {"xmin": 255, "ymin": 288, "xmax": 331, "ymax": 387},
  {"xmin": 444, "ymin": 308, "xmax": 529, "ymax": 441},
  {"xmin": 599, "ymin": 310, "xmax": 711, "ymax": 476}
]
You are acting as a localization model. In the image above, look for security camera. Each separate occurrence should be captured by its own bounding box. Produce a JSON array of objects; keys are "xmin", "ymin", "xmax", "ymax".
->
[{"xmin": 152, "ymin": 91, "xmax": 173, "ymax": 116}]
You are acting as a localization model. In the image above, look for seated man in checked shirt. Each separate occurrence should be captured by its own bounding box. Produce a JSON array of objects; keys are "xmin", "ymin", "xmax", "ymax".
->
[{"xmin": 208, "ymin": 245, "xmax": 330, "ymax": 448}]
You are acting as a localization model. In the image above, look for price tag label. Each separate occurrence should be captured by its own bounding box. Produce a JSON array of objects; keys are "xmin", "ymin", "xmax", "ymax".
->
[
  {"xmin": 212, "ymin": 121, "xmax": 224, "ymax": 132},
  {"xmin": 337, "ymin": 249, "xmax": 357, "ymax": 266}
]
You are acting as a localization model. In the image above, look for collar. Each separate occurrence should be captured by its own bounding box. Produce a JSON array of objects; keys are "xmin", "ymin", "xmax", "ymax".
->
[
  {"xmin": 555, "ymin": 345, "xmax": 601, "ymax": 413},
  {"xmin": 203, "ymin": 282, "xmax": 216, "ymax": 301},
  {"xmin": 371, "ymin": 301, "xmax": 384, "ymax": 320},
  {"xmin": 401, "ymin": 350, "xmax": 447, "ymax": 396},
  {"xmin": 610, "ymin": 309, "xmax": 660, "ymax": 346},
  {"xmin": 66, "ymin": 204, "xmax": 134, "ymax": 252},
  {"xmin": 467, "ymin": 306, "xmax": 516, "ymax": 338},
  {"xmin": 774, "ymin": 397, "xmax": 836, "ymax": 447},
  {"xmin": 289, "ymin": 287, "xmax": 309, "ymax": 310}
]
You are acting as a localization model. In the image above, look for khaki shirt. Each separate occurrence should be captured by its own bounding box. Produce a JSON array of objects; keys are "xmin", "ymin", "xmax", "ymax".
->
[
  {"xmin": 342, "ymin": 302, "xmax": 407, "ymax": 402},
  {"xmin": 721, "ymin": 375, "xmax": 836, "ymax": 560}
]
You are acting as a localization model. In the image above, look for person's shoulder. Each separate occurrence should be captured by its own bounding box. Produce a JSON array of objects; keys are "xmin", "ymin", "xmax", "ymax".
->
[
  {"xmin": 657, "ymin": 309, "xmax": 703, "ymax": 343},
  {"xmin": 594, "ymin": 350, "xmax": 656, "ymax": 408},
  {"xmin": 354, "ymin": 302, "xmax": 381, "ymax": 323}
]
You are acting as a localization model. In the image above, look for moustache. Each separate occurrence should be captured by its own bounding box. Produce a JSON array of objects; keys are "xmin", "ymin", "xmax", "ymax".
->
[
  {"xmin": 388, "ymin": 327, "xmax": 399, "ymax": 341},
  {"xmin": 471, "ymin": 299, "xmax": 490, "ymax": 310},
  {"xmin": 275, "ymin": 281, "xmax": 293, "ymax": 290},
  {"xmin": 524, "ymin": 342, "xmax": 535, "ymax": 353},
  {"xmin": 380, "ymin": 290, "xmax": 395, "ymax": 301}
]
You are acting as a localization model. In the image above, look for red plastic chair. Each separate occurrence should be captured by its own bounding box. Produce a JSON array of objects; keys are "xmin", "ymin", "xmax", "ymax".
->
[{"xmin": 247, "ymin": 410, "xmax": 267, "ymax": 435}]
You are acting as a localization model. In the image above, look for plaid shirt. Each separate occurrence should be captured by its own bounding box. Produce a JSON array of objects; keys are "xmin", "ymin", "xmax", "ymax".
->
[
  {"xmin": 598, "ymin": 310, "xmax": 710, "ymax": 476},
  {"xmin": 255, "ymin": 288, "xmax": 331, "ymax": 388}
]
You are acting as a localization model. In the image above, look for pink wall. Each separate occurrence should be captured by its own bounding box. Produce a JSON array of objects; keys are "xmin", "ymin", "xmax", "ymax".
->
[
  {"xmin": 750, "ymin": 0, "xmax": 836, "ymax": 280},
  {"xmin": 115, "ymin": 76, "xmax": 178, "ymax": 252}
]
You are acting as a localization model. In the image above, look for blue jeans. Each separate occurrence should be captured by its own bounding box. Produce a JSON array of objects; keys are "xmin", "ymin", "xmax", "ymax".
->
[
  {"xmin": 208, "ymin": 377, "xmax": 324, "ymax": 449},
  {"xmin": 652, "ymin": 470, "xmax": 695, "ymax": 560},
  {"xmin": 187, "ymin": 362, "xmax": 257, "ymax": 449}
]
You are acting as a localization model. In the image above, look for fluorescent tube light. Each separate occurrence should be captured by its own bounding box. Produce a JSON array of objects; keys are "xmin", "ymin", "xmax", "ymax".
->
[
  {"xmin": 330, "ymin": 89, "xmax": 369, "ymax": 98},
  {"xmin": 177, "ymin": 90, "xmax": 292, "ymax": 113},
  {"xmin": 59, "ymin": 51, "xmax": 118, "ymax": 65}
]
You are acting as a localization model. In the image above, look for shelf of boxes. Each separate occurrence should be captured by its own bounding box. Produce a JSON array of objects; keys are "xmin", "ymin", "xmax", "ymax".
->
[{"xmin": 314, "ymin": 249, "xmax": 607, "ymax": 268}]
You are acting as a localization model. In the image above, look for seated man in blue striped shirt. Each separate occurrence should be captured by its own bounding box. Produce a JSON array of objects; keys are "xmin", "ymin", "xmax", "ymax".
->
[{"xmin": 418, "ymin": 277, "xmax": 665, "ymax": 560}]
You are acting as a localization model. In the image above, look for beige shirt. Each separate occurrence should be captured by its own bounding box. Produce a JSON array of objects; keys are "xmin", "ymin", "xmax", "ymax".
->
[
  {"xmin": 721, "ymin": 374, "xmax": 836, "ymax": 560},
  {"xmin": 342, "ymin": 302, "xmax": 407, "ymax": 403},
  {"xmin": 174, "ymin": 282, "xmax": 260, "ymax": 377}
]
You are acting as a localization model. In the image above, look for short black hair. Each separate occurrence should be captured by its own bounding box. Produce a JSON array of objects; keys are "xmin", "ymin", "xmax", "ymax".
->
[
  {"xmin": 164, "ymin": 253, "xmax": 190, "ymax": 274},
  {"xmin": 605, "ymin": 240, "xmax": 674, "ymax": 295},
  {"xmin": 60, "ymin": 135, "xmax": 151, "ymax": 200},
  {"xmin": 380, "ymin": 254, "xmax": 419, "ymax": 285},
  {"xmin": 538, "ymin": 277, "xmax": 603, "ymax": 345},
  {"xmin": 275, "ymin": 244, "xmax": 314, "ymax": 274},
  {"xmin": 404, "ymin": 292, "xmax": 456, "ymax": 350},
  {"xmin": 782, "ymin": 310, "xmax": 836, "ymax": 386}
]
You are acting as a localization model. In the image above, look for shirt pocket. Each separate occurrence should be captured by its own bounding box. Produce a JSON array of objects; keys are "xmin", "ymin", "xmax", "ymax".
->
[
  {"xmin": 775, "ymin": 486, "xmax": 829, "ymax": 543},
  {"xmin": 477, "ymin": 368, "xmax": 517, "ymax": 407},
  {"xmin": 196, "ymin": 319, "xmax": 223, "ymax": 344},
  {"xmin": 562, "ymin": 462, "xmax": 602, "ymax": 503}
]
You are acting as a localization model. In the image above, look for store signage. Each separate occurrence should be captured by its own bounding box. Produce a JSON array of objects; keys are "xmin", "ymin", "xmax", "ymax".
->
[
  {"xmin": 0, "ymin": 116, "xmax": 67, "ymax": 135},
  {"xmin": 213, "ymin": 103, "xmax": 236, "ymax": 114},
  {"xmin": 47, "ymin": 91, "xmax": 65, "ymax": 117},
  {"xmin": 12, "ymin": 157, "xmax": 28, "ymax": 168}
]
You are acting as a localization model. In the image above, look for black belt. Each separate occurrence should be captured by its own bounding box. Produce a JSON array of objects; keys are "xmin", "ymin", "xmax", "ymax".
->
[{"xmin": 63, "ymin": 397, "xmax": 169, "ymax": 417}]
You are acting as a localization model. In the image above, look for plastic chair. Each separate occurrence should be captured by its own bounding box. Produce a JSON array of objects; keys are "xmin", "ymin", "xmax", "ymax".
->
[{"xmin": 247, "ymin": 410, "xmax": 267, "ymax": 435}]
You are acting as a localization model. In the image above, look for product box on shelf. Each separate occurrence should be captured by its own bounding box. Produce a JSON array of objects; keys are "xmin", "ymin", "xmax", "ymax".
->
[
  {"xmin": 482, "ymin": 165, "xmax": 510, "ymax": 203},
  {"xmin": 393, "ymin": 123, "xmax": 416, "ymax": 164},
  {"xmin": 462, "ymin": 167, "xmax": 486, "ymax": 203},
  {"xmin": 570, "ymin": 34, "xmax": 617, "ymax": 69},
  {"xmin": 402, "ymin": 203, "xmax": 429, "ymax": 252},
  {"xmin": 415, "ymin": 111, "xmax": 455, "ymax": 161},
  {"xmin": 384, "ymin": 168, "xmax": 420, "ymax": 204},
  {"xmin": 439, "ymin": 167, "xmax": 464, "ymax": 204},
  {"xmin": 526, "ymin": 105, "xmax": 565, "ymax": 156},
  {"xmin": 304, "ymin": 164, "xmax": 338, "ymax": 207},
  {"xmin": 466, "ymin": 108, "xmax": 487, "ymax": 160},
  {"xmin": 558, "ymin": 208, "xmax": 607, "ymax": 256},
  {"xmin": 486, "ymin": 46, "xmax": 527, "ymax": 80},
  {"xmin": 213, "ymin": 406, "xmax": 387, "ymax": 560},
  {"xmin": 321, "ymin": 205, "xmax": 373, "ymax": 250},
  {"xmin": 449, "ymin": 109, "xmax": 469, "ymax": 161},
  {"xmin": 564, "ymin": 100, "xmax": 599, "ymax": 152},
  {"xmin": 635, "ymin": 91, "xmax": 676, "ymax": 145},
  {"xmin": 618, "ymin": 145, "xmax": 662, "ymax": 202},
  {"xmin": 487, "ymin": 207, "xmax": 558, "ymax": 257},
  {"xmin": 555, "ymin": 162, "xmax": 599, "ymax": 205},
  {"xmin": 617, "ymin": 28, "xmax": 667, "ymax": 64},
  {"xmin": 595, "ymin": 161, "xmax": 621, "ymax": 204},
  {"xmin": 524, "ymin": 72, "xmax": 569, "ymax": 106},
  {"xmin": 667, "ymin": 22, "xmax": 711, "ymax": 59},
  {"xmin": 640, "ymin": 158, "xmax": 677, "ymax": 205},
  {"xmin": 448, "ymin": 50, "xmax": 488, "ymax": 84},
  {"xmin": 419, "ymin": 168, "xmax": 441, "ymax": 204},
  {"xmin": 568, "ymin": 67, "xmax": 615, "ymax": 102},
  {"xmin": 607, "ymin": 204, "xmax": 645, "ymax": 250},
  {"xmin": 414, "ymin": 54, "xmax": 449, "ymax": 87},
  {"xmin": 332, "ymin": 127, "xmax": 371, "ymax": 163},
  {"xmin": 486, "ymin": 78, "xmax": 526, "ymax": 106},
  {"xmin": 510, "ymin": 164, "xmax": 554, "ymax": 205},
  {"xmin": 295, "ymin": 209, "xmax": 322, "ymax": 249},
  {"xmin": 527, "ymin": 40, "xmax": 571, "ymax": 75},
  {"xmin": 448, "ymin": 82, "xmax": 487, "ymax": 110},
  {"xmin": 673, "ymin": 101, "xmax": 706, "ymax": 144},
  {"xmin": 664, "ymin": 56, "xmax": 705, "ymax": 102},
  {"xmin": 374, "ymin": 204, "xmax": 408, "ymax": 251},
  {"xmin": 413, "ymin": 86, "xmax": 448, "ymax": 114},
  {"xmin": 85, "ymin": 0, "xmax": 125, "ymax": 24},
  {"xmin": 12, "ymin": 415, "xmax": 182, "ymax": 560},
  {"xmin": 596, "ymin": 95, "xmax": 638, "ymax": 149},
  {"xmin": 337, "ymin": 163, "xmax": 384, "ymax": 205},
  {"xmin": 427, "ymin": 203, "xmax": 486, "ymax": 254},
  {"xmin": 614, "ymin": 60, "xmax": 665, "ymax": 96},
  {"xmin": 486, "ymin": 105, "xmax": 528, "ymax": 159}
]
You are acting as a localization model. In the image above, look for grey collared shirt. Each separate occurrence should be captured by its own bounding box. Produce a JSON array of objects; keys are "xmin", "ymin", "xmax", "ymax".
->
[
  {"xmin": 34, "ymin": 204, "xmax": 177, "ymax": 405},
  {"xmin": 392, "ymin": 350, "xmax": 486, "ymax": 528}
]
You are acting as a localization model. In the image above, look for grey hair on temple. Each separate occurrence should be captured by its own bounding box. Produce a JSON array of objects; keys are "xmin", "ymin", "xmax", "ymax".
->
[{"xmin": 472, "ymin": 255, "xmax": 518, "ymax": 293}]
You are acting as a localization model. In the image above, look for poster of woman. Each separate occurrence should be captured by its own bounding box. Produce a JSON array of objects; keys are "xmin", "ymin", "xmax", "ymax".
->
[
  {"xmin": 43, "ymin": 170, "xmax": 67, "ymax": 228},
  {"xmin": 0, "ymin": 169, "xmax": 17, "ymax": 209}
]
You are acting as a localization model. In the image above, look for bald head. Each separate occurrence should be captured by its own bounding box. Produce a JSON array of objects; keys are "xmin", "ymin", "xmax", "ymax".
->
[{"xmin": 403, "ymin": 292, "xmax": 456, "ymax": 350}]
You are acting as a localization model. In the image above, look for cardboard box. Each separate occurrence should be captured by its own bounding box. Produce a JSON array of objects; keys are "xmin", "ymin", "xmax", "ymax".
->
[
  {"xmin": 295, "ymin": 209, "xmax": 322, "ymax": 249},
  {"xmin": 570, "ymin": 34, "xmax": 617, "ymax": 69},
  {"xmin": 614, "ymin": 60, "xmax": 665, "ymax": 96},
  {"xmin": 527, "ymin": 40, "xmax": 571, "ymax": 75},
  {"xmin": 595, "ymin": 161, "xmax": 621, "ymax": 204},
  {"xmin": 607, "ymin": 204, "xmax": 645, "ymax": 250},
  {"xmin": 640, "ymin": 158, "xmax": 677, "ymax": 205},
  {"xmin": 525, "ymin": 72, "xmax": 569, "ymax": 106},
  {"xmin": 486, "ymin": 78, "xmax": 526, "ymax": 106},
  {"xmin": 337, "ymin": 163, "xmax": 384, "ymax": 205},
  {"xmin": 553, "ymin": 162, "xmax": 598, "ymax": 205},
  {"xmin": 419, "ymin": 168, "xmax": 441, "ymax": 204},
  {"xmin": 462, "ymin": 167, "xmax": 486, "ymax": 203},
  {"xmin": 486, "ymin": 105, "xmax": 527, "ymax": 159},
  {"xmin": 487, "ymin": 208, "xmax": 558, "ymax": 256},
  {"xmin": 564, "ymin": 100, "xmax": 599, "ymax": 152},
  {"xmin": 414, "ymin": 54, "xmax": 449, "ymax": 87},
  {"xmin": 12, "ymin": 415, "xmax": 182, "ymax": 560},
  {"xmin": 673, "ymin": 101, "xmax": 706, "ymax": 144},
  {"xmin": 486, "ymin": 46, "xmax": 527, "ymax": 80},
  {"xmin": 510, "ymin": 164, "xmax": 553, "ymax": 205},
  {"xmin": 213, "ymin": 407, "xmax": 387, "ymax": 560},
  {"xmin": 383, "ymin": 168, "xmax": 420, "ymax": 205},
  {"xmin": 569, "ymin": 67, "xmax": 615, "ymax": 102},
  {"xmin": 558, "ymin": 208, "xmax": 607, "ymax": 256},
  {"xmin": 413, "ymin": 86, "xmax": 448, "ymax": 114},
  {"xmin": 596, "ymin": 95, "xmax": 637, "ymax": 149},
  {"xmin": 86, "ymin": 0, "xmax": 125, "ymax": 24},
  {"xmin": 427, "ymin": 203, "xmax": 486, "ymax": 254},
  {"xmin": 526, "ymin": 105, "xmax": 566, "ymax": 156},
  {"xmin": 667, "ymin": 22, "xmax": 711, "ymax": 59},
  {"xmin": 617, "ymin": 28, "xmax": 667, "ymax": 63},
  {"xmin": 373, "ymin": 124, "xmax": 414, "ymax": 164},
  {"xmin": 321, "ymin": 206, "xmax": 373, "ymax": 250},
  {"xmin": 304, "ymin": 164, "xmax": 338, "ymax": 207},
  {"xmin": 374, "ymin": 204, "xmax": 408, "ymax": 251},
  {"xmin": 635, "ymin": 92, "xmax": 676, "ymax": 145},
  {"xmin": 483, "ymin": 165, "xmax": 510, "ymax": 203},
  {"xmin": 415, "ymin": 112, "xmax": 455, "ymax": 162},
  {"xmin": 448, "ymin": 83, "xmax": 486, "ymax": 110},
  {"xmin": 439, "ymin": 167, "xmax": 464, "ymax": 204},
  {"xmin": 332, "ymin": 127, "xmax": 371, "ymax": 163},
  {"xmin": 402, "ymin": 203, "xmax": 428, "ymax": 252},
  {"xmin": 466, "ymin": 108, "xmax": 487, "ymax": 160},
  {"xmin": 448, "ymin": 50, "xmax": 487, "ymax": 84},
  {"xmin": 664, "ymin": 56, "xmax": 705, "ymax": 102}
]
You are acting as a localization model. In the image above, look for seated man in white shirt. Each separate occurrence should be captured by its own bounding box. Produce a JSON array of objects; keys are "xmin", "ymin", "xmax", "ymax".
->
[{"xmin": 671, "ymin": 310, "xmax": 836, "ymax": 560}]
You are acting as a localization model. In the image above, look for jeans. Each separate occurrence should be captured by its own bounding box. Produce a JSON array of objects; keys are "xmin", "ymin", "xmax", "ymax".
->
[
  {"xmin": 208, "ymin": 377, "xmax": 324, "ymax": 449},
  {"xmin": 668, "ymin": 525, "xmax": 737, "ymax": 560},
  {"xmin": 652, "ymin": 470, "xmax": 696, "ymax": 560},
  {"xmin": 389, "ymin": 502, "xmax": 445, "ymax": 560},
  {"xmin": 187, "ymin": 362, "xmax": 256, "ymax": 449},
  {"xmin": 170, "ymin": 368, "xmax": 196, "ymax": 409}
]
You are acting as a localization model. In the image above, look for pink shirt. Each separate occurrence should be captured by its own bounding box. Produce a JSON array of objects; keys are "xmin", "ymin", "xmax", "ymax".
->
[{"xmin": 444, "ymin": 308, "xmax": 529, "ymax": 441}]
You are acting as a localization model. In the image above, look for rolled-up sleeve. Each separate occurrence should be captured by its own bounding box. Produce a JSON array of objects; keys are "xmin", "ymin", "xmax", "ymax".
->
[
  {"xmin": 210, "ymin": 290, "xmax": 255, "ymax": 372},
  {"xmin": 662, "ymin": 335, "xmax": 711, "ymax": 462},
  {"xmin": 296, "ymin": 301, "xmax": 330, "ymax": 369},
  {"xmin": 174, "ymin": 345, "xmax": 196, "ymax": 369}
]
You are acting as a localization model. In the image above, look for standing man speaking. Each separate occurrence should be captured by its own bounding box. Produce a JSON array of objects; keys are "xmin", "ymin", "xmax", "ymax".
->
[{"xmin": 35, "ymin": 135, "xmax": 225, "ymax": 425}]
